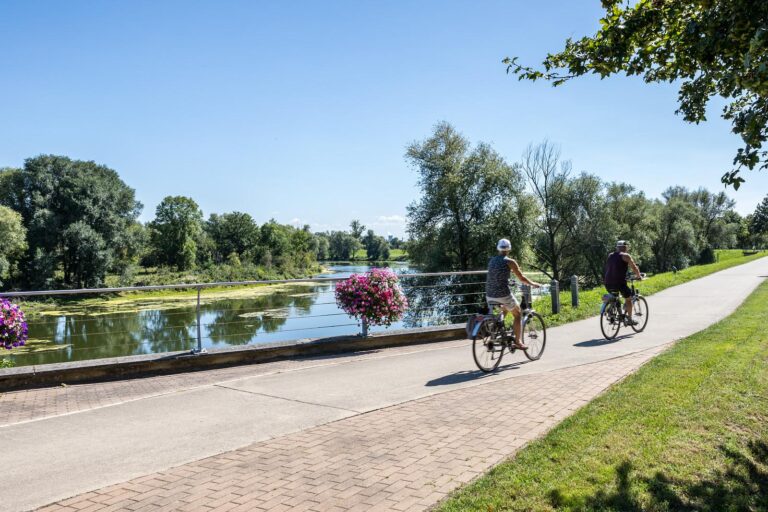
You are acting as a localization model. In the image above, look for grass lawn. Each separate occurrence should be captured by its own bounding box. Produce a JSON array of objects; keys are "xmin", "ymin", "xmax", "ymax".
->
[
  {"xmin": 534, "ymin": 250, "xmax": 767, "ymax": 328},
  {"xmin": 351, "ymin": 248, "xmax": 408, "ymax": 260},
  {"xmin": 437, "ymin": 279, "xmax": 768, "ymax": 512}
]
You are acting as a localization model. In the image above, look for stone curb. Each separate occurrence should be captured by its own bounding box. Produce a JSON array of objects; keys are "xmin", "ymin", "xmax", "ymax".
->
[{"xmin": 0, "ymin": 324, "xmax": 466, "ymax": 391}]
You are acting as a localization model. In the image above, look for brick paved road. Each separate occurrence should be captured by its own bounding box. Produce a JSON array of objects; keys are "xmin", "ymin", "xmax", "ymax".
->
[
  {"xmin": 1, "ymin": 256, "xmax": 765, "ymax": 512},
  {"xmin": 36, "ymin": 345, "xmax": 667, "ymax": 512}
]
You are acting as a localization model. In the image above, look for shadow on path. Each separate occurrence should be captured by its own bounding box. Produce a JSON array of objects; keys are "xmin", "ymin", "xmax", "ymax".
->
[
  {"xmin": 426, "ymin": 361, "xmax": 529, "ymax": 386},
  {"xmin": 549, "ymin": 440, "xmax": 768, "ymax": 511},
  {"xmin": 574, "ymin": 334, "xmax": 634, "ymax": 348}
]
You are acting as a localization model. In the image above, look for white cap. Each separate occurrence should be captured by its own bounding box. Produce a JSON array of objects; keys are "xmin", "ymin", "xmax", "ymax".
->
[
  {"xmin": 497, "ymin": 238, "xmax": 511, "ymax": 251},
  {"xmin": 616, "ymin": 240, "xmax": 629, "ymax": 248}
]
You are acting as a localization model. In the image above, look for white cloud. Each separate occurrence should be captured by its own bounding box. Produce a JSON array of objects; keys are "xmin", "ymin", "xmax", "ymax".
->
[{"xmin": 371, "ymin": 215, "xmax": 406, "ymax": 226}]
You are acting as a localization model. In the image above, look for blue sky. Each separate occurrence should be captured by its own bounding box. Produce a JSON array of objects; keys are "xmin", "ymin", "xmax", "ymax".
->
[{"xmin": 2, "ymin": 0, "xmax": 766, "ymax": 238}]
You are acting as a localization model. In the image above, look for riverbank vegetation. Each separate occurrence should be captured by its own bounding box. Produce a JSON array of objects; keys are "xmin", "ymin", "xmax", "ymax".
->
[
  {"xmin": 438, "ymin": 279, "xmax": 768, "ymax": 512},
  {"xmin": 0, "ymin": 157, "xmax": 400, "ymax": 291},
  {"xmin": 406, "ymin": 123, "xmax": 768, "ymax": 287}
]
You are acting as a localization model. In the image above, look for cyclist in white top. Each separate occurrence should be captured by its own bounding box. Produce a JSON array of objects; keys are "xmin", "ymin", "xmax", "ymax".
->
[{"xmin": 486, "ymin": 239, "xmax": 540, "ymax": 349}]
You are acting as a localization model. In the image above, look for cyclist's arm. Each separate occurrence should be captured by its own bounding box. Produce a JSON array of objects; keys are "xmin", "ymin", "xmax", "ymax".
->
[
  {"xmin": 507, "ymin": 259, "xmax": 540, "ymax": 287},
  {"xmin": 622, "ymin": 253, "xmax": 642, "ymax": 278}
]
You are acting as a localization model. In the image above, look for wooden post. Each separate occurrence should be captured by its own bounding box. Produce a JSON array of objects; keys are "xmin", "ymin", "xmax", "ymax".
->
[
  {"xmin": 570, "ymin": 275, "xmax": 579, "ymax": 307},
  {"xmin": 550, "ymin": 279, "xmax": 560, "ymax": 314}
]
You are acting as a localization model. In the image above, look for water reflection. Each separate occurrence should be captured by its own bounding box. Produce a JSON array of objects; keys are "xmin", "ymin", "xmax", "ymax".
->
[
  {"xmin": 401, "ymin": 274, "xmax": 486, "ymax": 328},
  {"xmin": 10, "ymin": 262, "xmax": 488, "ymax": 367}
]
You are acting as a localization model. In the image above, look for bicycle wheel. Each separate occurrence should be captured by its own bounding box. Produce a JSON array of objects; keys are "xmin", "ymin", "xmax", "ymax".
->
[
  {"xmin": 630, "ymin": 296, "xmax": 649, "ymax": 333},
  {"xmin": 600, "ymin": 301, "xmax": 621, "ymax": 340},
  {"xmin": 522, "ymin": 312, "xmax": 546, "ymax": 361},
  {"xmin": 472, "ymin": 319, "xmax": 505, "ymax": 372}
]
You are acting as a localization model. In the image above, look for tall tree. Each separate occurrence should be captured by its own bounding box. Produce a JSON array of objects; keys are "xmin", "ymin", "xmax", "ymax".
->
[
  {"xmin": 751, "ymin": 194, "xmax": 768, "ymax": 235},
  {"xmin": 652, "ymin": 198, "xmax": 701, "ymax": 271},
  {"xmin": 149, "ymin": 196, "xmax": 203, "ymax": 271},
  {"xmin": 349, "ymin": 220, "xmax": 366, "ymax": 241},
  {"xmin": 0, "ymin": 156, "xmax": 141, "ymax": 288},
  {"xmin": 205, "ymin": 212, "xmax": 260, "ymax": 262},
  {"xmin": 406, "ymin": 122, "xmax": 535, "ymax": 271},
  {"xmin": 62, "ymin": 221, "xmax": 111, "ymax": 288},
  {"xmin": 327, "ymin": 231, "xmax": 359, "ymax": 261},
  {"xmin": 520, "ymin": 141, "xmax": 579, "ymax": 282},
  {"xmin": 506, "ymin": 0, "xmax": 768, "ymax": 188},
  {"xmin": 0, "ymin": 206, "xmax": 27, "ymax": 286}
]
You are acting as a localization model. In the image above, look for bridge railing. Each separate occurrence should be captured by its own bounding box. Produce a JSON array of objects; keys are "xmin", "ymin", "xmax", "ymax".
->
[{"xmin": 2, "ymin": 270, "xmax": 547, "ymax": 364}]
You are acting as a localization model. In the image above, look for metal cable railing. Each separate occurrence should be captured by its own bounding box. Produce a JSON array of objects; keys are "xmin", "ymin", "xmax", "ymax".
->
[{"xmin": 3, "ymin": 270, "xmax": 501, "ymax": 364}]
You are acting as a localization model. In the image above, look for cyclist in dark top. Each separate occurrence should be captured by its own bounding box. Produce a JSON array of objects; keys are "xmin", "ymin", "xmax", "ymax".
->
[
  {"xmin": 486, "ymin": 238, "xmax": 541, "ymax": 349},
  {"xmin": 604, "ymin": 240, "xmax": 644, "ymax": 325}
]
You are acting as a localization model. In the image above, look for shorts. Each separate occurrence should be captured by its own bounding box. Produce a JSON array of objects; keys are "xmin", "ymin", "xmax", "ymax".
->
[
  {"xmin": 606, "ymin": 283, "xmax": 631, "ymax": 299},
  {"xmin": 486, "ymin": 294, "xmax": 519, "ymax": 312}
]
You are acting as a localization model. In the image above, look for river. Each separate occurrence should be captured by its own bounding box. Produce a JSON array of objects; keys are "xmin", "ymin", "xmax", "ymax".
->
[{"xmin": 11, "ymin": 262, "xmax": 464, "ymax": 367}]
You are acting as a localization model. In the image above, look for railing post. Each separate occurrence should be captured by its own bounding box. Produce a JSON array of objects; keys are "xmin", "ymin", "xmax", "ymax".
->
[
  {"xmin": 550, "ymin": 279, "xmax": 560, "ymax": 314},
  {"xmin": 570, "ymin": 275, "xmax": 579, "ymax": 307},
  {"xmin": 193, "ymin": 286, "xmax": 206, "ymax": 354},
  {"xmin": 361, "ymin": 317, "xmax": 369, "ymax": 338}
]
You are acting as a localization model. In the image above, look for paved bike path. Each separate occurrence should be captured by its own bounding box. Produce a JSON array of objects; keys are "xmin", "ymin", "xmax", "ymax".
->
[{"xmin": 3, "ymin": 257, "xmax": 767, "ymax": 511}]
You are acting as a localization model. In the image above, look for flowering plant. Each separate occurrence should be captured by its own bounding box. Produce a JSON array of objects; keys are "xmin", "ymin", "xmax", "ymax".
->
[
  {"xmin": 0, "ymin": 298, "xmax": 28, "ymax": 350},
  {"xmin": 335, "ymin": 268, "xmax": 408, "ymax": 327}
]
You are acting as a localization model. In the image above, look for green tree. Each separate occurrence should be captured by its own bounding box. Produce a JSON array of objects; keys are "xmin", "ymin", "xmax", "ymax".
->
[
  {"xmin": 114, "ymin": 221, "xmax": 150, "ymax": 273},
  {"xmin": 328, "ymin": 231, "xmax": 359, "ymax": 260},
  {"xmin": 662, "ymin": 186, "xmax": 739, "ymax": 260},
  {"xmin": 62, "ymin": 221, "xmax": 111, "ymax": 288},
  {"xmin": 0, "ymin": 206, "xmax": 27, "ymax": 285},
  {"xmin": 205, "ymin": 212, "xmax": 260, "ymax": 263},
  {"xmin": 349, "ymin": 220, "xmax": 366, "ymax": 241},
  {"xmin": 506, "ymin": 0, "xmax": 768, "ymax": 188},
  {"xmin": 520, "ymin": 141, "xmax": 582, "ymax": 282},
  {"xmin": 365, "ymin": 231, "xmax": 391, "ymax": 261},
  {"xmin": 314, "ymin": 234, "xmax": 330, "ymax": 261},
  {"xmin": 604, "ymin": 182, "xmax": 657, "ymax": 268},
  {"xmin": 406, "ymin": 122, "xmax": 536, "ymax": 271},
  {"xmin": 751, "ymin": 194, "xmax": 768, "ymax": 235},
  {"xmin": 652, "ymin": 198, "xmax": 701, "ymax": 271},
  {"xmin": 149, "ymin": 196, "xmax": 203, "ymax": 271},
  {"xmin": 0, "ymin": 156, "xmax": 141, "ymax": 288}
]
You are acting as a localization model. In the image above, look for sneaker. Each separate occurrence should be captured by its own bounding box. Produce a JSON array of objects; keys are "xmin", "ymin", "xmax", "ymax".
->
[{"xmin": 624, "ymin": 318, "xmax": 638, "ymax": 327}]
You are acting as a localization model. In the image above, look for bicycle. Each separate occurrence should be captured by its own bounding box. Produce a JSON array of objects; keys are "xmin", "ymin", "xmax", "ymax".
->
[
  {"xmin": 470, "ymin": 293, "xmax": 547, "ymax": 373},
  {"xmin": 600, "ymin": 273, "xmax": 649, "ymax": 340}
]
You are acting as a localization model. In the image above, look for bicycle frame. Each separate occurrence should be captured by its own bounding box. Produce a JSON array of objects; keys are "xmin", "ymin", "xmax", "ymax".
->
[
  {"xmin": 471, "ymin": 297, "xmax": 537, "ymax": 341},
  {"xmin": 600, "ymin": 279, "xmax": 640, "ymax": 315}
]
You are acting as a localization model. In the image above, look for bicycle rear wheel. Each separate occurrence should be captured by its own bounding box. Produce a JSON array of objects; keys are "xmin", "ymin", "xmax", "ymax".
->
[
  {"xmin": 522, "ymin": 312, "xmax": 546, "ymax": 361},
  {"xmin": 600, "ymin": 301, "xmax": 621, "ymax": 340},
  {"xmin": 630, "ymin": 296, "xmax": 649, "ymax": 332},
  {"xmin": 472, "ymin": 319, "xmax": 505, "ymax": 372}
]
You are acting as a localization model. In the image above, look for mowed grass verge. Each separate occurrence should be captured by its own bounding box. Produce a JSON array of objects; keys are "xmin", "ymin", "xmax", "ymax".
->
[
  {"xmin": 536, "ymin": 250, "xmax": 767, "ymax": 328},
  {"xmin": 437, "ymin": 279, "xmax": 768, "ymax": 512}
]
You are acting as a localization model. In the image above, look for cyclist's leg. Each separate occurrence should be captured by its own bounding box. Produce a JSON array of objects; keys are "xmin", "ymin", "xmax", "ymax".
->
[
  {"xmin": 499, "ymin": 302, "xmax": 526, "ymax": 349},
  {"xmin": 620, "ymin": 283, "xmax": 633, "ymax": 319},
  {"xmin": 618, "ymin": 283, "xmax": 635, "ymax": 324},
  {"xmin": 510, "ymin": 305, "xmax": 524, "ymax": 348}
]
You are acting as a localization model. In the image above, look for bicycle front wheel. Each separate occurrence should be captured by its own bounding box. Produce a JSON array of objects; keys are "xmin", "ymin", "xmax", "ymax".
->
[
  {"xmin": 631, "ymin": 296, "xmax": 649, "ymax": 333},
  {"xmin": 472, "ymin": 319, "xmax": 505, "ymax": 373},
  {"xmin": 600, "ymin": 302, "xmax": 621, "ymax": 340},
  {"xmin": 523, "ymin": 312, "xmax": 546, "ymax": 361}
]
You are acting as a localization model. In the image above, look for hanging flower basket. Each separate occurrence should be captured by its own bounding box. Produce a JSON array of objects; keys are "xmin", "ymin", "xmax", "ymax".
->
[
  {"xmin": 0, "ymin": 298, "xmax": 28, "ymax": 350},
  {"xmin": 335, "ymin": 268, "xmax": 408, "ymax": 328}
]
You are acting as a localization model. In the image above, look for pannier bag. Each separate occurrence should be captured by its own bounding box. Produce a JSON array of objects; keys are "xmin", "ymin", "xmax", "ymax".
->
[{"xmin": 465, "ymin": 314, "xmax": 486, "ymax": 339}]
